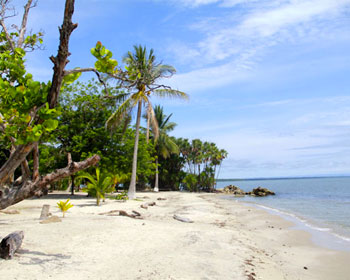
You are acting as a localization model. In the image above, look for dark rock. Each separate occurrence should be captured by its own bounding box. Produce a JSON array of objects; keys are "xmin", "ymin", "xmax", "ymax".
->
[
  {"xmin": 223, "ymin": 185, "xmax": 246, "ymax": 195},
  {"xmin": 0, "ymin": 231, "xmax": 24, "ymax": 259},
  {"xmin": 251, "ymin": 187, "xmax": 275, "ymax": 197}
]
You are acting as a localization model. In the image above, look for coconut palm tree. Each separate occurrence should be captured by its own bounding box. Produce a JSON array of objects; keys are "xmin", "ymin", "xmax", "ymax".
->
[
  {"xmin": 106, "ymin": 45, "xmax": 188, "ymax": 199},
  {"xmin": 151, "ymin": 105, "xmax": 179, "ymax": 192}
]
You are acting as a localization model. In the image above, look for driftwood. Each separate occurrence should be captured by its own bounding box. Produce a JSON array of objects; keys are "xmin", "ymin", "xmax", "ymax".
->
[
  {"xmin": 39, "ymin": 204, "xmax": 51, "ymax": 220},
  {"xmin": 140, "ymin": 202, "xmax": 156, "ymax": 209},
  {"xmin": 0, "ymin": 209, "xmax": 20, "ymax": 215},
  {"xmin": 0, "ymin": 231, "xmax": 24, "ymax": 259},
  {"xmin": 99, "ymin": 210, "xmax": 143, "ymax": 219},
  {"xmin": 173, "ymin": 214, "xmax": 194, "ymax": 223},
  {"xmin": 157, "ymin": 197, "xmax": 167, "ymax": 201}
]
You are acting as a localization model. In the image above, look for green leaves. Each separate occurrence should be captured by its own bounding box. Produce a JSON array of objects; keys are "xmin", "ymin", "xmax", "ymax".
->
[
  {"xmin": 42, "ymin": 119, "xmax": 59, "ymax": 132},
  {"xmin": 57, "ymin": 199, "xmax": 74, "ymax": 217},
  {"xmin": 91, "ymin": 42, "xmax": 118, "ymax": 74},
  {"xmin": 62, "ymin": 70, "xmax": 82, "ymax": 87}
]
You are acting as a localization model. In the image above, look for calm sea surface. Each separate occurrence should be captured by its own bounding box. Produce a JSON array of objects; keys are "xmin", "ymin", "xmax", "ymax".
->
[{"xmin": 216, "ymin": 177, "xmax": 350, "ymax": 246}]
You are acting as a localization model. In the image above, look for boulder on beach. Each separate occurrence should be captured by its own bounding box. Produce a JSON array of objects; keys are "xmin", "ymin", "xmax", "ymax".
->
[
  {"xmin": 223, "ymin": 185, "xmax": 246, "ymax": 196},
  {"xmin": 250, "ymin": 187, "xmax": 275, "ymax": 197}
]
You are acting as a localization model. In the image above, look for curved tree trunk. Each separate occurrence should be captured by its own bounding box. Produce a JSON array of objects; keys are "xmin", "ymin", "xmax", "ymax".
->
[
  {"xmin": 154, "ymin": 157, "xmax": 159, "ymax": 192},
  {"xmin": 128, "ymin": 99, "xmax": 142, "ymax": 199}
]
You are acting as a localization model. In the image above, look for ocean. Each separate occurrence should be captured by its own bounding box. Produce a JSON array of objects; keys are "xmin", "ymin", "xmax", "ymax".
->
[{"xmin": 216, "ymin": 176, "xmax": 350, "ymax": 250}]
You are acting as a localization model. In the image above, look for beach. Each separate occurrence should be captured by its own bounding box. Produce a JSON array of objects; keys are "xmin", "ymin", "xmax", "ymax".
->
[{"xmin": 0, "ymin": 191, "xmax": 349, "ymax": 280}]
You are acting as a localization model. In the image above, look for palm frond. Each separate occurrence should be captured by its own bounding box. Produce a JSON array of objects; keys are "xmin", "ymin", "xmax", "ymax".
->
[
  {"xmin": 106, "ymin": 97, "xmax": 133, "ymax": 131},
  {"xmin": 153, "ymin": 89, "xmax": 189, "ymax": 100}
]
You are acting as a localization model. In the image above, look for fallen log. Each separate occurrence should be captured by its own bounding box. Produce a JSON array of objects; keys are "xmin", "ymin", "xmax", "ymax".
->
[
  {"xmin": 0, "ymin": 231, "xmax": 24, "ymax": 259},
  {"xmin": 173, "ymin": 214, "xmax": 194, "ymax": 223}
]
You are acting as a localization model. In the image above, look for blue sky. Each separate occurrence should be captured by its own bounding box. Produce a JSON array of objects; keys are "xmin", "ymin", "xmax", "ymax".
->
[{"xmin": 9, "ymin": 0, "xmax": 350, "ymax": 178}]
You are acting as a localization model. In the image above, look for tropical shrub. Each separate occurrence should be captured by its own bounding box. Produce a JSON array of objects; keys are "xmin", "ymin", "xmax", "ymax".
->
[{"xmin": 78, "ymin": 168, "xmax": 114, "ymax": 206}]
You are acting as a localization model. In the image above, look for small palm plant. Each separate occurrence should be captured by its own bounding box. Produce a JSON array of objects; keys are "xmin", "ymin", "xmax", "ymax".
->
[
  {"xmin": 57, "ymin": 199, "xmax": 74, "ymax": 218},
  {"xmin": 77, "ymin": 168, "xmax": 114, "ymax": 206}
]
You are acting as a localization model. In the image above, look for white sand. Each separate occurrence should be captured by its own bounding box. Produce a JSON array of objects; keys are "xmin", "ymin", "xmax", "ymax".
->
[{"xmin": 0, "ymin": 191, "xmax": 349, "ymax": 280}]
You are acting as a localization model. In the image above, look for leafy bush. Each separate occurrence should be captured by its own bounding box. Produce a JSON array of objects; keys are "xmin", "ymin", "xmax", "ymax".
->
[
  {"xmin": 182, "ymin": 174, "xmax": 198, "ymax": 192},
  {"xmin": 78, "ymin": 168, "xmax": 114, "ymax": 206}
]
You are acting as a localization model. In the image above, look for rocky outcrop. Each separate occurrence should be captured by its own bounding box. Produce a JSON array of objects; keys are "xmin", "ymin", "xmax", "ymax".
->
[
  {"xmin": 250, "ymin": 187, "xmax": 275, "ymax": 197},
  {"xmin": 223, "ymin": 185, "xmax": 246, "ymax": 196},
  {"xmin": 221, "ymin": 185, "xmax": 275, "ymax": 197}
]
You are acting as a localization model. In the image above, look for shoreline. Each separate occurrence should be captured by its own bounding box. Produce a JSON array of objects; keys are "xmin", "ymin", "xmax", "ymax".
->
[
  {"xmin": 1, "ymin": 191, "xmax": 349, "ymax": 279},
  {"xmin": 223, "ymin": 196, "xmax": 350, "ymax": 251}
]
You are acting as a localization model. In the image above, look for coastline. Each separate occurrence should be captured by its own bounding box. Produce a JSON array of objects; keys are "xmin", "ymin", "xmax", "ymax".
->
[
  {"xmin": 1, "ymin": 191, "xmax": 349, "ymax": 280},
  {"xmin": 223, "ymin": 197, "xmax": 350, "ymax": 251}
]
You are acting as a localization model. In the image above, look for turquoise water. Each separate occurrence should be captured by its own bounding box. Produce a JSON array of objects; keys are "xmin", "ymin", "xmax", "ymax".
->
[{"xmin": 216, "ymin": 177, "xmax": 350, "ymax": 247}]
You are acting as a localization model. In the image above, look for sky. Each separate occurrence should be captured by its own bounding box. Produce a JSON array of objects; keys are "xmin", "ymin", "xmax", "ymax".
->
[{"xmin": 7, "ymin": 0, "xmax": 350, "ymax": 178}]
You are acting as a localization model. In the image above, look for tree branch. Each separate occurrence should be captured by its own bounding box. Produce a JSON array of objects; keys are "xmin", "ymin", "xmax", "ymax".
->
[
  {"xmin": 0, "ymin": 143, "xmax": 35, "ymax": 185},
  {"xmin": 48, "ymin": 0, "xmax": 77, "ymax": 109},
  {"xmin": 17, "ymin": 0, "xmax": 35, "ymax": 48},
  {"xmin": 0, "ymin": 19, "xmax": 15, "ymax": 52},
  {"xmin": 64, "ymin": 67, "xmax": 109, "ymax": 95},
  {"xmin": 32, "ymin": 142, "xmax": 39, "ymax": 181},
  {"xmin": 0, "ymin": 154, "xmax": 100, "ymax": 209}
]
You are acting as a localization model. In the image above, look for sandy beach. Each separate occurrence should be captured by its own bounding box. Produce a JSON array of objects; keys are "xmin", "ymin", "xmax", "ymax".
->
[{"xmin": 0, "ymin": 191, "xmax": 349, "ymax": 280}]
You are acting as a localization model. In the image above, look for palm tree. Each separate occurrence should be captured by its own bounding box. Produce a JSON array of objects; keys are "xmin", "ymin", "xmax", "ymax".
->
[
  {"xmin": 152, "ymin": 105, "xmax": 179, "ymax": 192},
  {"xmin": 77, "ymin": 168, "xmax": 114, "ymax": 206},
  {"xmin": 106, "ymin": 45, "xmax": 188, "ymax": 199}
]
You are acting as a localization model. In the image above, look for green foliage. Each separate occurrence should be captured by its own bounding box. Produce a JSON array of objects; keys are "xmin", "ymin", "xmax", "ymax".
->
[
  {"xmin": 78, "ymin": 168, "xmax": 114, "ymax": 206},
  {"xmin": 177, "ymin": 138, "xmax": 228, "ymax": 192},
  {"xmin": 57, "ymin": 199, "xmax": 74, "ymax": 217},
  {"xmin": 0, "ymin": 31, "xmax": 59, "ymax": 146},
  {"xmin": 182, "ymin": 174, "xmax": 198, "ymax": 192},
  {"xmin": 111, "ymin": 190, "xmax": 129, "ymax": 201},
  {"xmin": 91, "ymin": 42, "xmax": 118, "ymax": 74}
]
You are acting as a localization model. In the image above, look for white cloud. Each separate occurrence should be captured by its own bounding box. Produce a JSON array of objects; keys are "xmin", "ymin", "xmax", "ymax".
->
[{"xmin": 163, "ymin": 0, "xmax": 350, "ymax": 92}]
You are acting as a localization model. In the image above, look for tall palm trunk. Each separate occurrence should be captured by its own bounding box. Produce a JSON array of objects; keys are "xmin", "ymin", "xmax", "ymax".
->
[
  {"xmin": 154, "ymin": 156, "xmax": 159, "ymax": 192},
  {"xmin": 128, "ymin": 99, "xmax": 142, "ymax": 199}
]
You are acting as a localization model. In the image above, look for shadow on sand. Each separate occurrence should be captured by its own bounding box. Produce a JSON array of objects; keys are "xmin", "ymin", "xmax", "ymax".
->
[{"xmin": 17, "ymin": 249, "xmax": 71, "ymax": 266}]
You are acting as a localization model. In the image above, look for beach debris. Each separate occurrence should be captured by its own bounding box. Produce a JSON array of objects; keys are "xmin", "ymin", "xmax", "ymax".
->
[
  {"xmin": 39, "ymin": 204, "xmax": 51, "ymax": 220},
  {"xmin": 40, "ymin": 215, "xmax": 62, "ymax": 224},
  {"xmin": 0, "ymin": 231, "xmax": 24, "ymax": 260},
  {"xmin": 246, "ymin": 273, "xmax": 256, "ymax": 280},
  {"xmin": 140, "ymin": 202, "xmax": 156, "ymax": 209},
  {"xmin": 157, "ymin": 197, "xmax": 167, "ymax": 201},
  {"xmin": 99, "ymin": 210, "xmax": 143, "ymax": 219},
  {"xmin": 0, "ymin": 209, "xmax": 20, "ymax": 215},
  {"xmin": 173, "ymin": 214, "xmax": 194, "ymax": 223},
  {"xmin": 245, "ymin": 259, "xmax": 255, "ymax": 266},
  {"xmin": 304, "ymin": 266, "xmax": 308, "ymax": 270}
]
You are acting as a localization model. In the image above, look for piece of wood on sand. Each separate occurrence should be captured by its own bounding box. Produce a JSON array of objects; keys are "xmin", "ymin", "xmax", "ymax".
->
[
  {"xmin": 173, "ymin": 214, "xmax": 194, "ymax": 223},
  {"xmin": 0, "ymin": 231, "xmax": 24, "ymax": 260},
  {"xmin": 0, "ymin": 209, "xmax": 20, "ymax": 215},
  {"xmin": 39, "ymin": 204, "xmax": 51, "ymax": 220},
  {"xmin": 140, "ymin": 202, "xmax": 156, "ymax": 209},
  {"xmin": 157, "ymin": 197, "xmax": 167, "ymax": 201},
  {"xmin": 99, "ymin": 210, "xmax": 143, "ymax": 219}
]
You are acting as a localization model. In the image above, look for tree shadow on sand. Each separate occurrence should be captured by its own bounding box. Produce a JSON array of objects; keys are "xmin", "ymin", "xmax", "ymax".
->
[
  {"xmin": 17, "ymin": 249, "xmax": 71, "ymax": 266},
  {"xmin": 32, "ymin": 193, "xmax": 89, "ymax": 200}
]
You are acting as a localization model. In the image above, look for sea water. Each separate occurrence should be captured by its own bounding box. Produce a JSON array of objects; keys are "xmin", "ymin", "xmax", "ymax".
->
[{"xmin": 216, "ymin": 177, "xmax": 350, "ymax": 250}]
